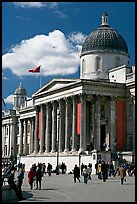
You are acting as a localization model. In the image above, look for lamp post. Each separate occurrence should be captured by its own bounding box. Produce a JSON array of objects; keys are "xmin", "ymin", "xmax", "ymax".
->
[
  {"xmin": 113, "ymin": 139, "xmax": 117, "ymax": 170},
  {"xmin": 79, "ymin": 152, "xmax": 82, "ymax": 168},
  {"xmin": 11, "ymin": 147, "xmax": 13, "ymax": 164},
  {"xmin": 56, "ymin": 111, "xmax": 60, "ymax": 175}
]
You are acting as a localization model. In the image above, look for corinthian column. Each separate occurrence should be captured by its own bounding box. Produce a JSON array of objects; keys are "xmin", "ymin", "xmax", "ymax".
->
[
  {"xmin": 72, "ymin": 96, "xmax": 78, "ymax": 152},
  {"xmin": 19, "ymin": 119, "xmax": 23, "ymax": 155},
  {"xmin": 80, "ymin": 94, "xmax": 87, "ymax": 152},
  {"xmin": 34, "ymin": 106, "xmax": 39, "ymax": 154},
  {"xmin": 64, "ymin": 97, "xmax": 71, "ymax": 152},
  {"xmin": 51, "ymin": 101, "xmax": 57, "ymax": 153},
  {"xmin": 30, "ymin": 117, "xmax": 35, "ymax": 154},
  {"xmin": 58, "ymin": 99, "xmax": 65, "ymax": 152},
  {"xmin": 39, "ymin": 104, "xmax": 46, "ymax": 153},
  {"xmin": 95, "ymin": 95, "xmax": 101, "ymax": 150},
  {"xmin": 110, "ymin": 96, "xmax": 116, "ymax": 152},
  {"xmin": 24, "ymin": 119, "xmax": 28, "ymax": 155},
  {"xmin": 45, "ymin": 103, "xmax": 52, "ymax": 153}
]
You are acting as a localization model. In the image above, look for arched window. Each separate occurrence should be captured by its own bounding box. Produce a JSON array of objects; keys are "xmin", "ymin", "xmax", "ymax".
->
[
  {"xmin": 82, "ymin": 59, "xmax": 86, "ymax": 73},
  {"xmin": 96, "ymin": 56, "xmax": 101, "ymax": 71},
  {"xmin": 116, "ymin": 56, "xmax": 120, "ymax": 67}
]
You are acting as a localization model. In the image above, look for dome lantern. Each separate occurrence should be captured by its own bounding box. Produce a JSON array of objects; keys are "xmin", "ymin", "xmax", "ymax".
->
[{"xmin": 101, "ymin": 11, "xmax": 109, "ymax": 26}]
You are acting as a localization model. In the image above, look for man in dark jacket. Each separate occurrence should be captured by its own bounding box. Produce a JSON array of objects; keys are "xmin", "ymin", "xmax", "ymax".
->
[
  {"xmin": 101, "ymin": 160, "xmax": 108, "ymax": 182},
  {"xmin": 73, "ymin": 164, "xmax": 80, "ymax": 182},
  {"xmin": 35, "ymin": 164, "xmax": 43, "ymax": 190}
]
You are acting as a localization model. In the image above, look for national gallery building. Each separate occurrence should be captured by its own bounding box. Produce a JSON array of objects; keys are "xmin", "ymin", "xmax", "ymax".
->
[{"xmin": 2, "ymin": 12, "xmax": 135, "ymax": 173}]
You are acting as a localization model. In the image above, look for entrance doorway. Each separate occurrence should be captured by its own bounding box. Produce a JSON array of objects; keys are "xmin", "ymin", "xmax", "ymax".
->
[{"xmin": 100, "ymin": 125, "xmax": 106, "ymax": 150}]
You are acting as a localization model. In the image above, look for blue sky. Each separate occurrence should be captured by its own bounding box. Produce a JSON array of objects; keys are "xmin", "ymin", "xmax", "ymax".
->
[{"xmin": 2, "ymin": 2, "xmax": 135, "ymax": 111}]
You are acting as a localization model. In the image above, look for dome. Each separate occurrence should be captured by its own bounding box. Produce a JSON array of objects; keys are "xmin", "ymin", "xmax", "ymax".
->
[
  {"xmin": 14, "ymin": 83, "xmax": 27, "ymax": 96},
  {"xmin": 81, "ymin": 12, "xmax": 129, "ymax": 57}
]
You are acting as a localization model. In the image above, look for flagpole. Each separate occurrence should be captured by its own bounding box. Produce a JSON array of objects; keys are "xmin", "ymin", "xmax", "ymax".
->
[{"xmin": 40, "ymin": 66, "xmax": 41, "ymax": 88}]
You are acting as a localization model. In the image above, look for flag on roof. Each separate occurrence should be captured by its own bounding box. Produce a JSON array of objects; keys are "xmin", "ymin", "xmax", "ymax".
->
[{"xmin": 28, "ymin": 65, "xmax": 41, "ymax": 73}]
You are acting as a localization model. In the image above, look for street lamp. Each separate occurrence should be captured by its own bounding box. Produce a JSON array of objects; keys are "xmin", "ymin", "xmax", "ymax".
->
[
  {"xmin": 56, "ymin": 111, "xmax": 60, "ymax": 175},
  {"xmin": 11, "ymin": 147, "xmax": 13, "ymax": 164},
  {"xmin": 113, "ymin": 139, "xmax": 117, "ymax": 170}
]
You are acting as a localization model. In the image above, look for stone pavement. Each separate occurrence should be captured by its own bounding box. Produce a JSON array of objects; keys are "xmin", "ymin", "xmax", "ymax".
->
[{"xmin": 7, "ymin": 172, "xmax": 135, "ymax": 202}]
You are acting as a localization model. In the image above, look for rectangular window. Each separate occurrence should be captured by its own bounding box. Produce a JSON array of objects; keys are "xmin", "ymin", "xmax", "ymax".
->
[{"xmin": 6, "ymin": 127, "xmax": 8, "ymax": 135}]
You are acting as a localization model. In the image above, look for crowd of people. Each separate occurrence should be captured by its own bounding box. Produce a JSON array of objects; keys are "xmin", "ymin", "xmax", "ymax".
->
[{"xmin": 2, "ymin": 159, "xmax": 135, "ymax": 200}]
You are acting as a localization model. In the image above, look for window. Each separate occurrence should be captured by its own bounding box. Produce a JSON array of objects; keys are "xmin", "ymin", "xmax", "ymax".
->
[
  {"xmin": 6, "ymin": 127, "xmax": 8, "ymax": 135},
  {"xmin": 5, "ymin": 145, "xmax": 7, "ymax": 155},
  {"xmin": 16, "ymin": 97, "xmax": 19, "ymax": 106},
  {"xmin": 96, "ymin": 56, "xmax": 101, "ymax": 71},
  {"xmin": 82, "ymin": 59, "xmax": 86, "ymax": 73},
  {"xmin": 27, "ymin": 124, "xmax": 30, "ymax": 133},
  {"xmin": 101, "ymin": 105, "xmax": 105, "ymax": 119}
]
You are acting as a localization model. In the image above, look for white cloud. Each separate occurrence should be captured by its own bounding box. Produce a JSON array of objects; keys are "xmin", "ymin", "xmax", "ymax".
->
[
  {"xmin": 4, "ymin": 95, "xmax": 14, "ymax": 105},
  {"xmin": 2, "ymin": 30, "xmax": 86, "ymax": 77},
  {"xmin": 2, "ymin": 73, "xmax": 8, "ymax": 80},
  {"xmin": 13, "ymin": 2, "xmax": 68, "ymax": 18},
  {"xmin": 13, "ymin": 2, "xmax": 58, "ymax": 8}
]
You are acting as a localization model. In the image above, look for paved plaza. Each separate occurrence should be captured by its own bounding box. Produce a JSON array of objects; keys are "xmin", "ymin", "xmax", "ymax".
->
[{"xmin": 6, "ymin": 172, "xmax": 135, "ymax": 202}]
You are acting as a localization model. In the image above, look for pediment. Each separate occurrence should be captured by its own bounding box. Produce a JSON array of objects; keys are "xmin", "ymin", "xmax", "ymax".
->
[{"xmin": 32, "ymin": 78, "xmax": 79, "ymax": 96}]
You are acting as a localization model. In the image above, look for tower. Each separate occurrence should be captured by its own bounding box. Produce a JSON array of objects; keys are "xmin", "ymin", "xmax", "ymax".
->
[{"xmin": 13, "ymin": 83, "xmax": 27, "ymax": 110}]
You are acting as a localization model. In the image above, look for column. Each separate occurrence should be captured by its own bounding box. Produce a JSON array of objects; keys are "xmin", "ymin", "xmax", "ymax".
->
[
  {"xmin": 2, "ymin": 125, "xmax": 5, "ymax": 156},
  {"xmin": 34, "ymin": 106, "xmax": 39, "ymax": 154},
  {"xmin": 19, "ymin": 119, "xmax": 23, "ymax": 154},
  {"xmin": 30, "ymin": 117, "xmax": 35, "ymax": 154},
  {"xmin": 39, "ymin": 104, "xmax": 46, "ymax": 153},
  {"xmin": 8, "ymin": 124, "xmax": 11, "ymax": 156},
  {"xmin": 80, "ymin": 94, "xmax": 87, "ymax": 152},
  {"xmin": 51, "ymin": 101, "xmax": 57, "ymax": 153},
  {"xmin": 132, "ymin": 97, "xmax": 135, "ymax": 152},
  {"xmin": 4, "ymin": 126, "xmax": 6, "ymax": 156},
  {"xmin": 110, "ymin": 96, "xmax": 116, "ymax": 152},
  {"xmin": 64, "ymin": 97, "xmax": 71, "ymax": 152},
  {"xmin": 24, "ymin": 119, "xmax": 28, "ymax": 155},
  {"xmin": 11, "ymin": 121, "xmax": 17, "ymax": 157},
  {"xmin": 72, "ymin": 96, "xmax": 77, "ymax": 152},
  {"xmin": 95, "ymin": 95, "xmax": 101, "ymax": 150},
  {"xmin": 91, "ymin": 96, "xmax": 95, "ymax": 149},
  {"xmin": 58, "ymin": 99, "xmax": 65, "ymax": 152},
  {"xmin": 45, "ymin": 103, "xmax": 52, "ymax": 153}
]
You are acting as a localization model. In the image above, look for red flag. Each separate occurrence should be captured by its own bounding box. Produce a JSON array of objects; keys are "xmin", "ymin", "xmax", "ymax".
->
[{"xmin": 28, "ymin": 65, "xmax": 41, "ymax": 73}]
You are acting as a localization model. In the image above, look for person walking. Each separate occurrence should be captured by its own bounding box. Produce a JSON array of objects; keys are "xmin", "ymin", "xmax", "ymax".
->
[
  {"xmin": 97, "ymin": 162, "xmax": 102, "ymax": 180},
  {"xmin": 87, "ymin": 163, "xmax": 92, "ymax": 180},
  {"xmin": 6, "ymin": 167, "xmax": 25, "ymax": 201},
  {"xmin": 101, "ymin": 160, "xmax": 108, "ymax": 182},
  {"xmin": 83, "ymin": 165, "xmax": 89, "ymax": 184},
  {"xmin": 118, "ymin": 164, "xmax": 126, "ymax": 185},
  {"xmin": 17, "ymin": 167, "xmax": 25, "ymax": 199},
  {"xmin": 47, "ymin": 163, "xmax": 52, "ymax": 176},
  {"xmin": 81, "ymin": 163, "xmax": 85, "ymax": 176},
  {"xmin": 73, "ymin": 164, "xmax": 80, "ymax": 182},
  {"xmin": 35, "ymin": 163, "xmax": 43, "ymax": 190},
  {"xmin": 28, "ymin": 167, "xmax": 36, "ymax": 190}
]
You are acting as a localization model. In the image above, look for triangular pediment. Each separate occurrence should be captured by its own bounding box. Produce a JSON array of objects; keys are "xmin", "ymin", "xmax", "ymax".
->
[{"xmin": 32, "ymin": 78, "xmax": 79, "ymax": 97}]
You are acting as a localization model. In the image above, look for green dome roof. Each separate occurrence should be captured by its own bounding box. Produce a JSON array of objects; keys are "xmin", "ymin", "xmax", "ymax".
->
[{"xmin": 81, "ymin": 12, "xmax": 129, "ymax": 57}]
